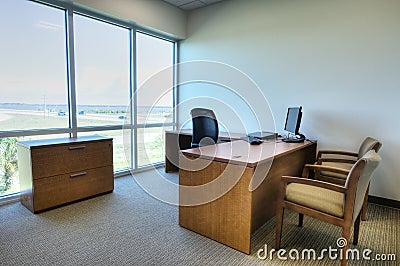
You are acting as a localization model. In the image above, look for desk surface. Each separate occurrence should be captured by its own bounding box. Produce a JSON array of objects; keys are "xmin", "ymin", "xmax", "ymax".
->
[{"xmin": 181, "ymin": 138, "xmax": 315, "ymax": 167}]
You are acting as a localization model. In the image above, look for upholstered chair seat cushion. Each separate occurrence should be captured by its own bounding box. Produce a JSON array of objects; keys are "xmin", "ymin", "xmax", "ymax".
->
[
  {"xmin": 320, "ymin": 162, "xmax": 353, "ymax": 179},
  {"xmin": 285, "ymin": 183, "xmax": 344, "ymax": 217}
]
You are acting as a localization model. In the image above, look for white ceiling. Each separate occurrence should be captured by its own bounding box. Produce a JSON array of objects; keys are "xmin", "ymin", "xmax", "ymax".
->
[{"xmin": 162, "ymin": 0, "xmax": 224, "ymax": 11}]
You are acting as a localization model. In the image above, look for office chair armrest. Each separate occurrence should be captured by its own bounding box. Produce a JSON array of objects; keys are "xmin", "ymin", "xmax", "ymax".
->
[
  {"xmin": 317, "ymin": 158, "xmax": 357, "ymax": 165},
  {"xmin": 281, "ymin": 176, "xmax": 347, "ymax": 194},
  {"xmin": 302, "ymin": 164, "xmax": 350, "ymax": 178},
  {"xmin": 317, "ymin": 150, "xmax": 358, "ymax": 160}
]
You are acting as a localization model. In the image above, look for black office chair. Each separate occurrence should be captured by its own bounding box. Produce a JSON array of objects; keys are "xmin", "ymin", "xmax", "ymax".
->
[{"xmin": 190, "ymin": 108, "xmax": 219, "ymax": 148}]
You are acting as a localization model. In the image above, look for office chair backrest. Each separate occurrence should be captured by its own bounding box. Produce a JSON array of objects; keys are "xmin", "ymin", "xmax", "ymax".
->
[
  {"xmin": 345, "ymin": 150, "xmax": 381, "ymax": 221},
  {"xmin": 358, "ymin": 137, "xmax": 382, "ymax": 159},
  {"xmin": 190, "ymin": 108, "xmax": 219, "ymax": 148}
]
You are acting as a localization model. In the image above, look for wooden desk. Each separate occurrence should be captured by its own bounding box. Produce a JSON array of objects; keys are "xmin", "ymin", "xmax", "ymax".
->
[
  {"xmin": 179, "ymin": 139, "xmax": 316, "ymax": 254},
  {"xmin": 164, "ymin": 129, "xmax": 246, "ymax": 172}
]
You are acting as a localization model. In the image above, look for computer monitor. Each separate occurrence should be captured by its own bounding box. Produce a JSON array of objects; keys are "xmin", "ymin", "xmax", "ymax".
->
[{"xmin": 283, "ymin": 106, "xmax": 304, "ymax": 142}]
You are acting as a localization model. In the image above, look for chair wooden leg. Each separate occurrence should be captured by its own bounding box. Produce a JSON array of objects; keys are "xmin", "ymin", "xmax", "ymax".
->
[
  {"xmin": 298, "ymin": 213, "xmax": 304, "ymax": 227},
  {"xmin": 353, "ymin": 213, "xmax": 361, "ymax": 245},
  {"xmin": 340, "ymin": 228, "xmax": 350, "ymax": 266},
  {"xmin": 275, "ymin": 207, "xmax": 284, "ymax": 249},
  {"xmin": 361, "ymin": 184, "xmax": 370, "ymax": 221}
]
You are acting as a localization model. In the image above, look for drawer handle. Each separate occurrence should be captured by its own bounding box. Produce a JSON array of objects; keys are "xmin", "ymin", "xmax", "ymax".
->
[
  {"xmin": 68, "ymin": 145, "xmax": 86, "ymax": 150},
  {"xmin": 70, "ymin": 172, "xmax": 87, "ymax": 178}
]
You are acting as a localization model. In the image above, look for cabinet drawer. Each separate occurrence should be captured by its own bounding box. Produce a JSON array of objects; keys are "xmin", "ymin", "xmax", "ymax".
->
[
  {"xmin": 33, "ymin": 165, "xmax": 114, "ymax": 212},
  {"xmin": 31, "ymin": 140, "xmax": 112, "ymax": 179}
]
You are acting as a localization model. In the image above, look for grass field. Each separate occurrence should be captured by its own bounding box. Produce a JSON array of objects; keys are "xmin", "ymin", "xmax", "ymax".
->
[
  {"xmin": 0, "ymin": 109, "xmax": 172, "ymax": 131},
  {"xmin": 0, "ymin": 109, "xmax": 172, "ymax": 197},
  {"xmin": 0, "ymin": 110, "xmax": 122, "ymax": 130}
]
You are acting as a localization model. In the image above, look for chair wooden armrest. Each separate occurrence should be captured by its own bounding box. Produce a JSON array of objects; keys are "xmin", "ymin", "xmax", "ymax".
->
[
  {"xmin": 317, "ymin": 150, "xmax": 358, "ymax": 160},
  {"xmin": 281, "ymin": 176, "xmax": 347, "ymax": 194},
  {"xmin": 317, "ymin": 158, "xmax": 357, "ymax": 165},
  {"xmin": 302, "ymin": 164, "xmax": 350, "ymax": 178}
]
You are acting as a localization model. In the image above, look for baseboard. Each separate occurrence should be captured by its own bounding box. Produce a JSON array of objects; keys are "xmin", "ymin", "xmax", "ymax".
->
[
  {"xmin": 0, "ymin": 193, "xmax": 20, "ymax": 206},
  {"xmin": 368, "ymin": 195, "xmax": 400, "ymax": 209}
]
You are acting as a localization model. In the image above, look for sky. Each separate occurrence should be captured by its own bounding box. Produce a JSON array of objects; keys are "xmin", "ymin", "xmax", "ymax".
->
[{"xmin": 0, "ymin": 0, "xmax": 174, "ymax": 107}]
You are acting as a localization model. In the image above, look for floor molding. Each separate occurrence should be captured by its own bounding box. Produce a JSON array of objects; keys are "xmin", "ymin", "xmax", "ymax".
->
[
  {"xmin": 0, "ymin": 193, "xmax": 19, "ymax": 206},
  {"xmin": 369, "ymin": 195, "xmax": 400, "ymax": 209}
]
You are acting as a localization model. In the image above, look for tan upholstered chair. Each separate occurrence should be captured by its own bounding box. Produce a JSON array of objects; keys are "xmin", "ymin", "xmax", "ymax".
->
[
  {"xmin": 275, "ymin": 150, "xmax": 381, "ymax": 266},
  {"xmin": 314, "ymin": 137, "xmax": 382, "ymax": 220}
]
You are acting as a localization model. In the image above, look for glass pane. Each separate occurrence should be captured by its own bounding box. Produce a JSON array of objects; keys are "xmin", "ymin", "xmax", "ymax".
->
[
  {"xmin": 0, "ymin": 137, "xmax": 20, "ymax": 196},
  {"xmin": 74, "ymin": 14, "xmax": 131, "ymax": 127},
  {"xmin": 137, "ymin": 33, "xmax": 174, "ymax": 124},
  {"xmin": 0, "ymin": 134, "xmax": 69, "ymax": 197},
  {"xmin": 78, "ymin": 130, "xmax": 131, "ymax": 172},
  {"xmin": 137, "ymin": 126, "xmax": 172, "ymax": 167},
  {"xmin": 0, "ymin": 0, "xmax": 69, "ymax": 131}
]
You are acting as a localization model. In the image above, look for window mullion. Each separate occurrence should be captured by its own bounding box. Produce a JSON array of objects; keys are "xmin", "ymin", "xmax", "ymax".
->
[
  {"xmin": 132, "ymin": 29, "xmax": 138, "ymax": 170},
  {"xmin": 173, "ymin": 42, "xmax": 178, "ymax": 130},
  {"xmin": 66, "ymin": 8, "xmax": 78, "ymax": 138}
]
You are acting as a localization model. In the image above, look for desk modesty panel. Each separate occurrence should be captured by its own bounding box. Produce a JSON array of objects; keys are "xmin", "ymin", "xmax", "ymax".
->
[
  {"xmin": 179, "ymin": 139, "xmax": 317, "ymax": 254},
  {"xmin": 164, "ymin": 129, "xmax": 246, "ymax": 172}
]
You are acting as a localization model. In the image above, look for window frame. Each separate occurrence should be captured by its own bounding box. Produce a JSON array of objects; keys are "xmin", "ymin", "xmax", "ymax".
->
[{"xmin": 0, "ymin": 0, "xmax": 178, "ymax": 198}]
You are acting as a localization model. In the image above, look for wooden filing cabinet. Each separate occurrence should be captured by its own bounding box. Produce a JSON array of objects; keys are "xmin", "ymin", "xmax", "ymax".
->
[{"xmin": 17, "ymin": 135, "xmax": 114, "ymax": 213}]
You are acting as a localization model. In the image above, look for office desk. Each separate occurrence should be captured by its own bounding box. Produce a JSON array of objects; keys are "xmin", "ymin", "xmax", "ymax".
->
[
  {"xmin": 164, "ymin": 129, "xmax": 246, "ymax": 172},
  {"xmin": 179, "ymin": 139, "xmax": 317, "ymax": 254}
]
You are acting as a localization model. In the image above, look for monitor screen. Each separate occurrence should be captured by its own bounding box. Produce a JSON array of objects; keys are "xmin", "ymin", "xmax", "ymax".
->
[{"xmin": 284, "ymin": 107, "xmax": 302, "ymax": 135}]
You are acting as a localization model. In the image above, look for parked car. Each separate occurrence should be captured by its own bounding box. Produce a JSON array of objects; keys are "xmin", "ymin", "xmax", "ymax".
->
[{"xmin": 58, "ymin": 111, "xmax": 66, "ymax": 116}]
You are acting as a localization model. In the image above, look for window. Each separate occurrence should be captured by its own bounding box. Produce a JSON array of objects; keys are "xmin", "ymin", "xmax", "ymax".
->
[
  {"xmin": 136, "ymin": 33, "xmax": 175, "ymax": 167},
  {"xmin": 136, "ymin": 32, "xmax": 174, "ymax": 125},
  {"xmin": 137, "ymin": 126, "xmax": 172, "ymax": 166},
  {"xmin": 74, "ymin": 14, "xmax": 131, "ymax": 127},
  {"xmin": 0, "ymin": 0, "xmax": 69, "ymax": 131},
  {"xmin": 0, "ymin": 0, "xmax": 176, "ymax": 198}
]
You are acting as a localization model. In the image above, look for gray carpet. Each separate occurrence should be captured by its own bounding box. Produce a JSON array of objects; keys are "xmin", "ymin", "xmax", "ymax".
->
[{"xmin": 0, "ymin": 170, "xmax": 398, "ymax": 265}]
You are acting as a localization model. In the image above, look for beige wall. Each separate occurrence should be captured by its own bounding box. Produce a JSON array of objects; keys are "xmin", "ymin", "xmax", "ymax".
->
[
  {"xmin": 179, "ymin": 0, "xmax": 400, "ymax": 200},
  {"xmin": 74, "ymin": 0, "xmax": 186, "ymax": 39}
]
